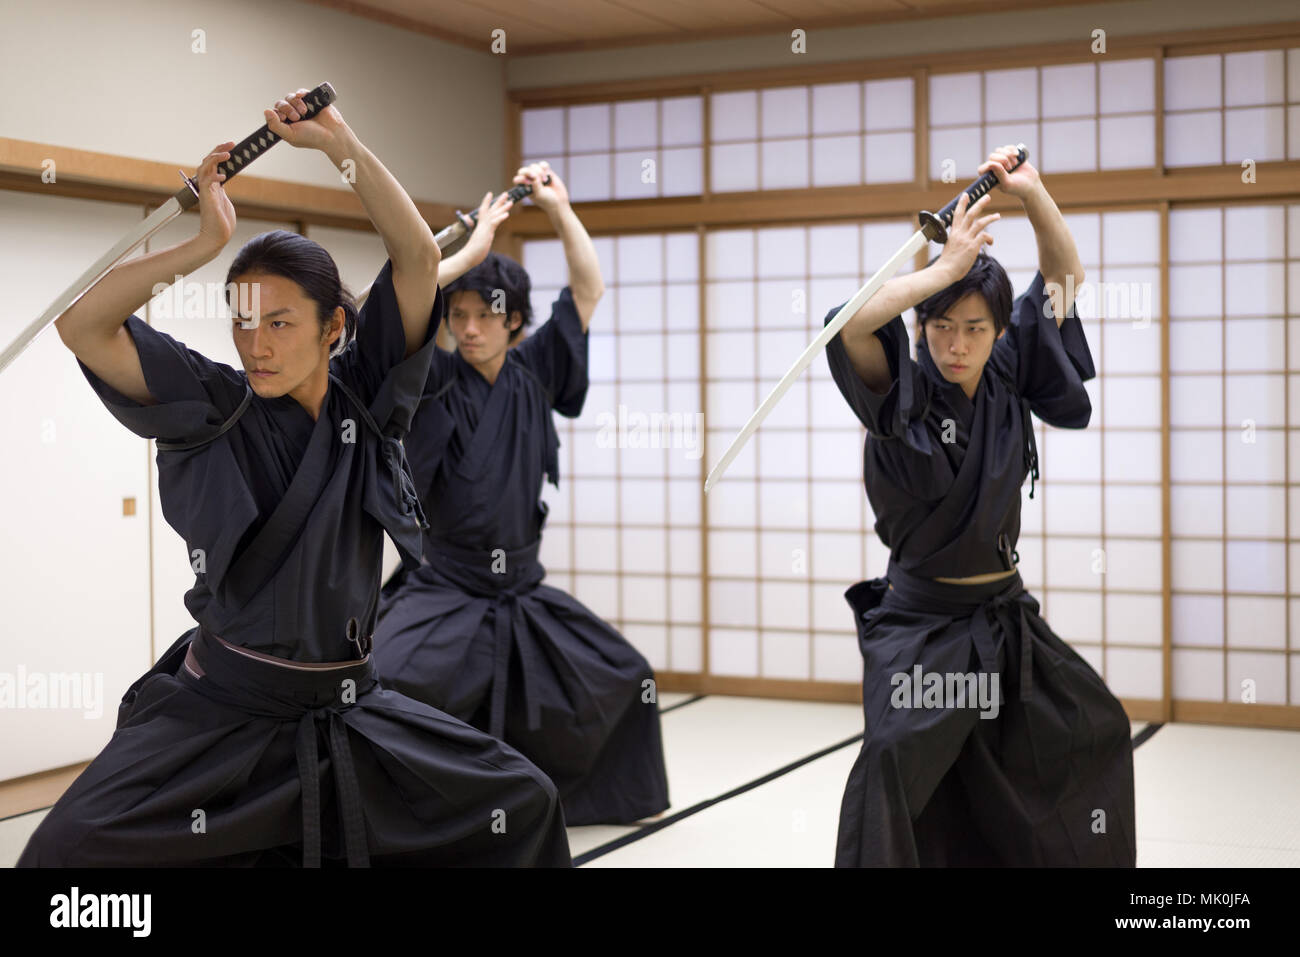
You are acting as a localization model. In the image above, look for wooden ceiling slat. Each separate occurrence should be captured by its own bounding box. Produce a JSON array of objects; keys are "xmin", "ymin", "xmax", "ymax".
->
[
  {"xmin": 599, "ymin": 0, "xmax": 735, "ymax": 32},
  {"xmin": 746, "ymin": 0, "xmax": 905, "ymax": 19},
  {"xmin": 297, "ymin": 0, "xmax": 1121, "ymax": 55},
  {"xmin": 508, "ymin": 0, "xmax": 692, "ymax": 35},
  {"xmin": 304, "ymin": 0, "xmax": 576, "ymax": 48}
]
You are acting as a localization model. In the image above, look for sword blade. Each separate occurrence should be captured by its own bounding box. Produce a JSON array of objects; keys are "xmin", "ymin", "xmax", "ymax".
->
[
  {"xmin": 0, "ymin": 197, "xmax": 186, "ymax": 374},
  {"xmin": 704, "ymin": 228, "xmax": 929, "ymax": 494}
]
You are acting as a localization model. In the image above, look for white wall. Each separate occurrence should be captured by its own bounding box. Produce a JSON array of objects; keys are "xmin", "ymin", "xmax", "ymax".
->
[
  {"xmin": 0, "ymin": 0, "xmax": 505, "ymax": 203},
  {"xmin": 0, "ymin": 193, "xmax": 154, "ymax": 778}
]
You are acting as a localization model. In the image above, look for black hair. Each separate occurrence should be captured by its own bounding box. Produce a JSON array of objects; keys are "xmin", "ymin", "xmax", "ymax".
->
[
  {"xmin": 224, "ymin": 230, "xmax": 357, "ymax": 358},
  {"xmin": 915, "ymin": 250, "xmax": 1013, "ymax": 338},
  {"xmin": 443, "ymin": 251, "xmax": 533, "ymax": 344}
]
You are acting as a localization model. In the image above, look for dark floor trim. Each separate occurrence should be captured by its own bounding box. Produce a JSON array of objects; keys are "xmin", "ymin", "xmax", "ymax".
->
[
  {"xmin": 658, "ymin": 694, "xmax": 707, "ymax": 715},
  {"xmin": 1131, "ymin": 722, "xmax": 1164, "ymax": 749},
  {"xmin": 0, "ymin": 806, "xmax": 52, "ymax": 825},
  {"xmin": 573, "ymin": 732, "xmax": 865, "ymax": 866}
]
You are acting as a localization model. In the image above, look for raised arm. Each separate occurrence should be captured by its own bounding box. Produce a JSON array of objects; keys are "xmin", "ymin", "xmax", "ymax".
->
[
  {"xmin": 837, "ymin": 190, "xmax": 1000, "ymax": 393},
  {"xmin": 981, "ymin": 145, "xmax": 1084, "ymax": 324},
  {"xmin": 516, "ymin": 161, "xmax": 603, "ymax": 332},
  {"xmin": 265, "ymin": 90, "xmax": 440, "ymax": 357},
  {"xmin": 54, "ymin": 144, "xmax": 237, "ymax": 405}
]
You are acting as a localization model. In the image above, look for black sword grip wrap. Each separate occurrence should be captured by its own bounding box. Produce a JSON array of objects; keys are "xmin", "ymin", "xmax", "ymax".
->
[
  {"xmin": 216, "ymin": 82, "xmax": 338, "ymax": 182},
  {"xmin": 463, "ymin": 174, "xmax": 554, "ymax": 226},
  {"xmin": 919, "ymin": 145, "xmax": 1027, "ymax": 243}
]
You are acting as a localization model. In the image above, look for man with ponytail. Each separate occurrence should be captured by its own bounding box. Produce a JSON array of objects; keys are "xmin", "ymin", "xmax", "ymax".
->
[{"xmin": 20, "ymin": 92, "xmax": 570, "ymax": 867}]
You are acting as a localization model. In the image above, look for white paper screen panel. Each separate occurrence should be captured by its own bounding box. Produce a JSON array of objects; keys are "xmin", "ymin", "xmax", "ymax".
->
[
  {"xmin": 701, "ymin": 220, "xmax": 914, "ymax": 682},
  {"xmin": 1168, "ymin": 202, "xmax": 1300, "ymax": 704},
  {"xmin": 929, "ymin": 59, "xmax": 1157, "ymax": 178},
  {"xmin": 521, "ymin": 96, "xmax": 704, "ymax": 202},
  {"xmin": 1165, "ymin": 48, "xmax": 1300, "ymax": 167},
  {"xmin": 985, "ymin": 209, "xmax": 1164, "ymax": 698},
  {"xmin": 524, "ymin": 233, "xmax": 703, "ymax": 674},
  {"xmin": 711, "ymin": 78, "xmax": 916, "ymax": 193}
]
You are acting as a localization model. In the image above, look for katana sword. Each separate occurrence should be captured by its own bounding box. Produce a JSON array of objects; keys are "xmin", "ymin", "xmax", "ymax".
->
[
  {"xmin": 703, "ymin": 145, "xmax": 1028, "ymax": 494},
  {"xmin": 355, "ymin": 174, "xmax": 551, "ymax": 307},
  {"xmin": 0, "ymin": 82, "xmax": 339, "ymax": 375}
]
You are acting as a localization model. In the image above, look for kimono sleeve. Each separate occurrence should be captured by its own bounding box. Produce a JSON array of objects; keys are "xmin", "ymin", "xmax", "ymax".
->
[
  {"xmin": 987, "ymin": 271, "xmax": 1096, "ymax": 429},
  {"xmin": 332, "ymin": 258, "xmax": 444, "ymax": 435},
  {"xmin": 511, "ymin": 286, "xmax": 589, "ymax": 417},
  {"xmin": 824, "ymin": 306, "xmax": 932, "ymax": 454},
  {"xmin": 76, "ymin": 315, "xmax": 245, "ymax": 444}
]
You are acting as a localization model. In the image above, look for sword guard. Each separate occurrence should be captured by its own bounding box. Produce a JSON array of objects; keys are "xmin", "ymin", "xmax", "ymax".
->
[
  {"xmin": 178, "ymin": 169, "xmax": 200, "ymax": 200},
  {"xmin": 918, "ymin": 210, "xmax": 948, "ymax": 244}
]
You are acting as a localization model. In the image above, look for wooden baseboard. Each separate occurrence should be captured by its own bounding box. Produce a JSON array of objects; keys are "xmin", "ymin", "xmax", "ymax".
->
[
  {"xmin": 1171, "ymin": 700, "xmax": 1300, "ymax": 730},
  {"xmin": 0, "ymin": 762, "xmax": 88, "ymax": 820}
]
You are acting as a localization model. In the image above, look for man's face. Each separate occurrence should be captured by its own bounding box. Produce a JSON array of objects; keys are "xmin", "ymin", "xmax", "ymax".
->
[
  {"xmin": 446, "ymin": 290, "xmax": 521, "ymax": 365},
  {"xmin": 921, "ymin": 291, "xmax": 1004, "ymax": 389},
  {"xmin": 230, "ymin": 272, "xmax": 340, "ymax": 399}
]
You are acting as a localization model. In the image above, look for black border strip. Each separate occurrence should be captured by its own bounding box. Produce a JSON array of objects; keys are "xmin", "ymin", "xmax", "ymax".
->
[
  {"xmin": 1131, "ymin": 722, "xmax": 1164, "ymax": 749},
  {"xmin": 574, "ymin": 723, "xmax": 1168, "ymax": 866},
  {"xmin": 573, "ymin": 732, "xmax": 865, "ymax": 866},
  {"xmin": 658, "ymin": 693, "xmax": 706, "ymax": 715},
  {"xmin": 0, "ymin": 806, "xmax": 51, "ymax": 825}
]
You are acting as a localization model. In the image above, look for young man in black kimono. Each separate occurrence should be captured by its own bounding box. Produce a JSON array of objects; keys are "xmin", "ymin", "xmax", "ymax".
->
[
  {"xmin": 374, "ymin": 161, "xmax": 671, "ymax": 827},
  {"xmin": 19, "ymin": 92, "xmax": 570, "ymax": 867},
  {"xmin": 826, "ymin": 145, "xmax": 1136, "ymax": 866}
]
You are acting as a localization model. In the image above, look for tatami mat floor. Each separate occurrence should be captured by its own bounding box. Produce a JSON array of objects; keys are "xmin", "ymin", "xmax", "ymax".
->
[{"xmin": 3, "ymin": 692, "xmax": 1297, "ymax": 867}]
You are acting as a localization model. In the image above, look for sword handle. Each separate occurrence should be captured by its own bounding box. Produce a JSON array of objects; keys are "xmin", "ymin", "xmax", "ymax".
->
[
  {"xmin": 918, "ymin": 144, "xmax": 1027, "ymax": 244},
  {"xmin": 175, "ymin": 82, "xmax": 338, "ymax": 209},
  {"xmin": 465, "ymin": 173, "xmax": 553, "ymax": 225},
  {"xmin": 435, "ymin": 174, "xmax": 551, "ymax": 250}
]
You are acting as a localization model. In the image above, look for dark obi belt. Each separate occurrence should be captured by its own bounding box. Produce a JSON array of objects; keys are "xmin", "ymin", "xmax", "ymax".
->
[
  {"xmin": 864, "ymin": 559, "xmax": 1037, "ymax": 702},
  {"xmin": 424, "ymin": 536, "xmax": 546, "ymax": 740},
  {"xmin": 183, "ymin": 627, "xmax": 375, "ymax": 867}
]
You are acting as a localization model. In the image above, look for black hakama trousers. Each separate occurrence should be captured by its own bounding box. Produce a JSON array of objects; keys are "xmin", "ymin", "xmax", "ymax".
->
[
  {"xmin": 835, "ymin": 560, "xmax": 1137, "ymax": 867},
  {"xmin": 375, "ymin": 538, "xmax": 670, "ymax": 826},
  {"xmin": 18, "ymin": 628, "xmax": 572, "ymax": 867}
]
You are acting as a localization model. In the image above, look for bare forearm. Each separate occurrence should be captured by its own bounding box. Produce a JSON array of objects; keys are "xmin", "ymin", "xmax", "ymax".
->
[
  {"xmin": 55, "ymin": 237, "xmax": 217, "ymax": 346},
  {"xmin": 1023, "ymin": 183, "xmax": 1084, "ymax": 297},
  {"xmin": 840, "ymin": 262, "xmax": 954, "ymax": 349},
  {"xmin": 326, "ymin": 130, "xmax": 438, "ymax": 271},
  {"xmin": 436, "ymin": 246, "xmax": 479, "ymax": 287},
  {"xmin": 548, "ymin": 204, "xmax": 603, "ymax": 301}
]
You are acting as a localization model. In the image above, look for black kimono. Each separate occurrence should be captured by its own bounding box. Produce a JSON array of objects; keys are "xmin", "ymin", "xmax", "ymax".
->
[
  {"xmin": 374, "ymin": 287, "xmax": 670, "ymax": 826},
  {"xmin": 826, "ymin": 272, "xmax": 1136, "ymax": 867},
  {"xmin": 18, "ymin": 261, "xmax": 571, "ymax": 867}
]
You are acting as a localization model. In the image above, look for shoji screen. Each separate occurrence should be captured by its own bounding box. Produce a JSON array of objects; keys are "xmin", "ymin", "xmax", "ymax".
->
[
  {"xmin": 928, "ymin": 58, "xmax": 1157, "ymax": 178},
  {"xmin": 704, "ymin": 220, "xmax": 915, "ymax": 683},
  {"xmin": 986, "ymin": 210, "xmax": 1164, "ymax": 701},
  {"xmin": 1164, "ymin": 48, "xmax": 1300, "ymax": 167},
  {"xmin": 520, "ymin": 97, "xmax": 705, "ymax": 201},
  {"xmin": 1169, "ymin": 203, "xmax": 1299, "ymax": 707},
  {"xmin": 525, "ymin": 233, "xmax": 704, "ymax": 674},
  {"xmin": 0, "ymin": 193, "xmax": 153, "ymax": 778},
  {"xmin": 709, "ymin": 78, "xmax": 916, "ymax": 192}
]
